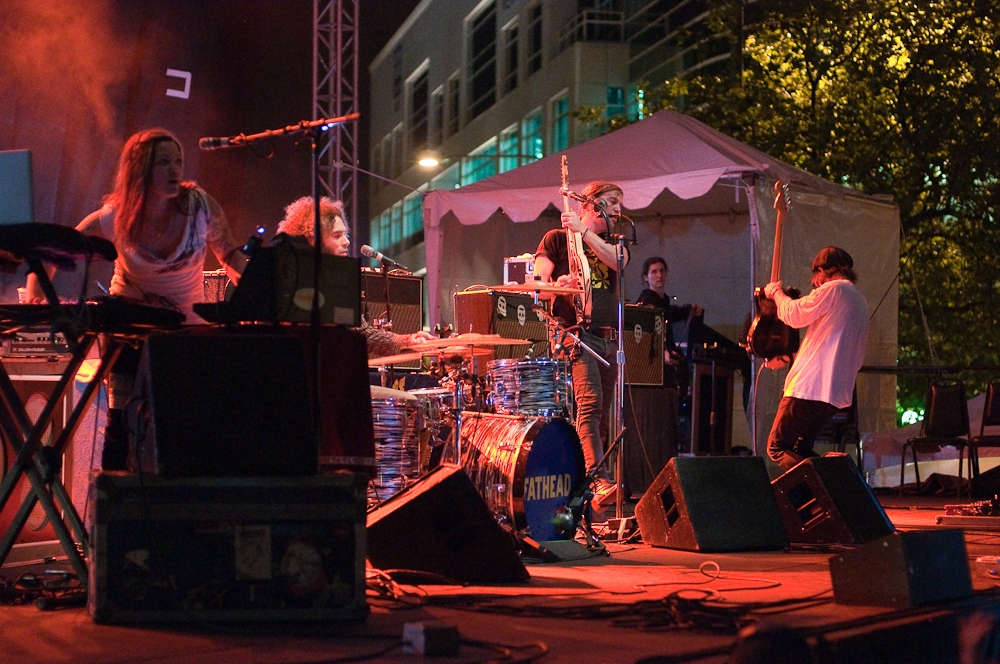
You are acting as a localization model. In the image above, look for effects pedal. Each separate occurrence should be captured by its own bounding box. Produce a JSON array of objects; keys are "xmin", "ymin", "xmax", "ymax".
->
[{"xmin": 603, "ymin": 516, "xmax": 638, "ymax": 541}]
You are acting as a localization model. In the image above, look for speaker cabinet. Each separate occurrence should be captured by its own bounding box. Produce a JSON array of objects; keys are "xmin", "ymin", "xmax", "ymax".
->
[
  {"xmin": 361, "ymin": 268, "xmax": 423, "ymax": 334},
  {"xmin": 134, "ymin": 332, "xmax": 317, "ymax": 478},
  {"xmin": 829, "ymin": 529, "xmax": 973, "ymax": 607},
  {"xmin": 690, "ymin": 361, "xmax": 733, "ymax": 455},
  {"xmin": 623, "ymin": 305, "xmax": 664, "ymax": 386},
  {"xmin": 634, "ymin": 457, "xmax": 788, "ymax": 552},
  {"xmin": 772, "ymin": 456, "xmax": 894, "ymax": 546},
  {"xmin": 0, "ymin": 364, "xmax": 72, "ymax": 544},
  {"xmin": 367, "ymin": 465, "xmax": 529, "ymax": 583},
  {"xmin": 453, "ymin": 290, "xmax": 549, "ymax": 361}
]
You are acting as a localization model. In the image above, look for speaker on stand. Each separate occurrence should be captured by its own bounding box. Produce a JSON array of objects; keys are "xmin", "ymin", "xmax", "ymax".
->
[{"xmin": 0, "ymin": 361, "xmax": 73, "ymax": 552}]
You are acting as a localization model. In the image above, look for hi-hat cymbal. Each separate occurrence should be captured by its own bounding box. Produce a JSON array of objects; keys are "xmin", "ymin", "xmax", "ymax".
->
[
  {"xmin": 433, "ymin": 345, "xmax": 495, "ymax": 358},
  {"xmin": 368, "ymin": 351, "xmax": 426, "ymax": 367},
  {"xmin": 488, "ymin": 281, "xmax": 583, "ymax": 295},
  {"xmin": 410, "ymin": 333, "xmax": 532, "ymax": 351}
]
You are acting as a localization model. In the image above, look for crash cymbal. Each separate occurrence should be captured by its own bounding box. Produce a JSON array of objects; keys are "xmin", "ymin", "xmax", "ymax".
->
[
  {"xmin": 410, "ymin": 333, "xmax": 532, "ymax": 351},
  {"xmin": 368, "ymin": 351, "xmax": 426, "ymax": 367},
  {"xmin": 488, "ymin": 281, "xmax": 583, "ymax": 295}
]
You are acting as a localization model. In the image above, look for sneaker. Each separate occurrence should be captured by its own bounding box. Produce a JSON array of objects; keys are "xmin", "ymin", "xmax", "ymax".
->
[{"xmin": 592, "ymin": 480, "xmax": 618, "ymax": 509}]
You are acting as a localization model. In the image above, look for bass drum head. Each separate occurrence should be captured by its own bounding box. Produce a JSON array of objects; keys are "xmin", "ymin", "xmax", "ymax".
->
[
  {"xmin": 461, "ymin": 414, "xmax": 584, "ymax": 542},
  {"xmin": 521, "ymin": 418, "xmax": 585, "ymax": 542}
]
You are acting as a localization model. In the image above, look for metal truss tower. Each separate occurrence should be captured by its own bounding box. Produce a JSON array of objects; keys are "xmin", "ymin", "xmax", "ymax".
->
[{"xmin": 313, "ymin": 0, "xmax": 359, "ymax": 241}]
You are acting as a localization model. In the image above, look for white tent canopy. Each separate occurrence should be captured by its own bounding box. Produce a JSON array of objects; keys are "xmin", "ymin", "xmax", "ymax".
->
[{"xmin": 422, "ymin": 110, "xmax": 901, "ymax": 448}]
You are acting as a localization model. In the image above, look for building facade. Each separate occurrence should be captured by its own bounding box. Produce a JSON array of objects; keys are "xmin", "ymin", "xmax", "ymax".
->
[{"xmin": 366, "ymin": 0, "xmax": 732, "ymax": 276}]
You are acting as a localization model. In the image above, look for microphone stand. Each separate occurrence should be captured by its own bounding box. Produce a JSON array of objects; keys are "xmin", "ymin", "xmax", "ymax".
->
[
  {"xmin": 200, "ymin": 114, "xmax": 361, "ymax": 468},
  {"xmin": 603, "ymin": 208, "xmax": 630, "ymax": 521}
]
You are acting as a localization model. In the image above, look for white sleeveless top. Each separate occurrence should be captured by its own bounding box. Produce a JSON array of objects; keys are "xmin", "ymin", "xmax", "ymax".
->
[{"xmin": 98, "ymin": 187, "xmax": 209, "ymax": 323}]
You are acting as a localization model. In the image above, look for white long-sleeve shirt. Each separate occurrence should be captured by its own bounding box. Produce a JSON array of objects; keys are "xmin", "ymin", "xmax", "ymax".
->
[{"xmin": 774, "ymin": 278, "xmax": 869, "ymax": 409}]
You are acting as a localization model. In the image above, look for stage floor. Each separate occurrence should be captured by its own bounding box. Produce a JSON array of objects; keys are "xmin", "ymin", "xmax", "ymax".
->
[{"xmin": 1, "ymin": 497, "xmax": 999, "ymax": 664}]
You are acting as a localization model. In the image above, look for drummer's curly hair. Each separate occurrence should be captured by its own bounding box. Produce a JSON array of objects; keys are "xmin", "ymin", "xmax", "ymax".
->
[{"xmin": 277, "ymin": 196, "xmax": 346, "ymax": 245}]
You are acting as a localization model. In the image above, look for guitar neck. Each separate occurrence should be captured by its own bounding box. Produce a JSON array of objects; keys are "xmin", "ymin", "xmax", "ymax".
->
[{"xmin": 771, "ymin": 212, "xmax": 784, "ymax": 282}]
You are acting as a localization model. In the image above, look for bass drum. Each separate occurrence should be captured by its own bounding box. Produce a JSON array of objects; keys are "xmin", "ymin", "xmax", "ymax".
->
[{"xmin": 459, "ymin": 413, "xmax": 584, "ymax": 541}]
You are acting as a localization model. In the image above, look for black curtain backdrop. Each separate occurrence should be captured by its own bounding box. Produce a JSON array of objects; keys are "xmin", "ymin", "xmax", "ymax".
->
[{"xmin": 0, "ymin": 0, "xmax": 315, "ymax": 301}]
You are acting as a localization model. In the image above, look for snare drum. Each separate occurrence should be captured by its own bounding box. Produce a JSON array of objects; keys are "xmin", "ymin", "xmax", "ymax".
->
[
  {"xmin": 369, "ymin": 386, "xmax": 422, "ymax": 504},
  {"xmin": 460, "ymin": 412, "xmax": 584, "ymax": 541},
  {"xmin": 487, "ymin": 357, "xmax": 572, "ymax": 418}
]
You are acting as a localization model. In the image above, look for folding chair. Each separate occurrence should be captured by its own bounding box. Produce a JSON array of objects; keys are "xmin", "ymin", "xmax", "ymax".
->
[
  {"xmin": 900, "ymin": 379, "xmax": 971, "ymax": 498},
  {"xmin": 969, "ymin": 380, "xmax": 1000, "ymax": 496}
]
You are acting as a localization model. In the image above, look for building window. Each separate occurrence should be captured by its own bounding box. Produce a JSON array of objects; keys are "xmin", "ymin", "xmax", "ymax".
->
[
  {"xmin": 521, "ymin": 109, "xmax": 543, "ymax": 161},
  {"xmin": 430, "ymin": 86, "xmax": 444, "ymax": 147},
  {"xmin": 392, "ymin": 45, "xmax": 403, "ymax": 112},
  {"xmin": 526, "ymin": 3, "xmax": 542, "ymax": 76},
  {"xmin": 499, "ymin": 124, "xmax": 519, "ymax": 173},
  {"xmin": 431, "ymin": 163, "xmax": 461, "ymax": 191},
  {"xmin": 503, "ymin": 20, "xmax": 518, "ymax": 95},
  {"xmin": 607, "ymin": 86, "xmax": 625, "ymax": 118},
  {"xmin": 409, "ymin": 67, "xmax": 429, "ymax": 159},
  {"xmin": 447, "ymin": 73, "xmax": 460, "ymax": 137},
  {"xmin": 391, "ymin": 124, "xmax": 403, "ymax": 178},
  {"xmin": 390, "ymin": 202, "xmax": 403, "ymax": 245},
  {"xmin": 551, "ymin": 92, "xmax": 569, "ymax": 152},
  {"xmin": 403, "ymin": 192, "xmax": 423, "ymax": 238},
  {"xmin": 371, "ymin": 142, "xmax": 382, "ymax": 179},
  {"xmin": 461, "ymin": 139, "xmax": 497, "ymax": 187},
  {"xmin": 378, "ymin": 210, "xmax": 391, "ymax": 250},
  {"xmin": 468, "ymin": 1, "xmax": 497, "ymax": 119}
]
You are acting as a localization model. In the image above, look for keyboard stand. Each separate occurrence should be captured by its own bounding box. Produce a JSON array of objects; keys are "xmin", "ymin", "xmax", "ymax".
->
[{"xmin": 0, "ymin": 223, "xmax": 120, "ymax": 584}]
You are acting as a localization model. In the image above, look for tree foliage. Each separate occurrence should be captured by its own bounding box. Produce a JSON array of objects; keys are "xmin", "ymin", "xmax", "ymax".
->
[{"xmin": 580, "ymin": 0, "xmax": 1000, "ymax": 416}]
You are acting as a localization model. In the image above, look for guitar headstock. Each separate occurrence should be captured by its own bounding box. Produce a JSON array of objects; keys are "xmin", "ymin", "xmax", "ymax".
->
[
  {"xmin": 773, "ymin": 180, "xmax": 791, "ymax": 213},
  {"xmin": 561, "ymin": 155, "xmax": 569, "ymax": 189}
]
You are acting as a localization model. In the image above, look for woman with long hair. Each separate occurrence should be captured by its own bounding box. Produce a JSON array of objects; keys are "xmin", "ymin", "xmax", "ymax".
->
[{"xmin": 26, "ymin": 128, "xmax": 246, "ymax": 469}]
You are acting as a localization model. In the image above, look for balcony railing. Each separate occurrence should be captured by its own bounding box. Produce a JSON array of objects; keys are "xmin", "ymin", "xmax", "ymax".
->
[{"xmin": 556, "ymin": 10, "xmax": 625, "ymax": 55}]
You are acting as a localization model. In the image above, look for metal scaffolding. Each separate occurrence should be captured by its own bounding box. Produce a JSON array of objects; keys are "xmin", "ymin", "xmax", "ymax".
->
[{"xmin": 313, "ymin": 0, "xmax": 359, "ymax": 241}]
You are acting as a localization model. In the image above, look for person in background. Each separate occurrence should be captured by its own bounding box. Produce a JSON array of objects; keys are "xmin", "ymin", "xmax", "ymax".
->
[
  {"xmin": 276, "ymin": 196, "xmax": 435, "ymax": 357},
  {"xmin": 26, "ymin": 127, "xmax": 247, "ymax": 469},
  {"xmin": 635, "ymin": 256, "xmax": 703, "ymax": 388}
]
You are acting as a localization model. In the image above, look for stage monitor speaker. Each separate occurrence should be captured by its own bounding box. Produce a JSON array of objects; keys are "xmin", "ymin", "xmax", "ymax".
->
[
  {"xmin": 453, "ymin": 290, "xmax": 549, "ymax": 360},
  {"xmin": 829, "ymin": 529, "xmax": 973, "ymax": 607},
  {"xmin": 133, "ymin": 332, "xmax": 317, "ymax": 478},
  {"xmin": 634, "ymin": 457, "xmax": 788, "ymax": 552},
  {"xmin": 367, "ymin": 465, "xmax": 529, "ymax": 584},
  {"xmin": 0, "ymin": 365, "xmax": 72, "ymax": 544},
  {"xmin": 623, "ymin": 305, "xmax": 664, "ymax": 386},
  {"xmin": 772, "ymin": 456, "xmax": 894, "ymax": 546}
]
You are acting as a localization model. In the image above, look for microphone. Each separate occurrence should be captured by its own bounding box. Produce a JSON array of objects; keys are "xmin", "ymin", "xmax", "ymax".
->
[
  {"xmin": 199, "ymin": 136, "xmax": 238, "ymax": 150},
  {"xmin": 360, "ymin": 245, "xmax": 407, "ymax": 271},
  {"xmin": 559, "ymin": 187, "xmax": 606, "ymax": 210}
]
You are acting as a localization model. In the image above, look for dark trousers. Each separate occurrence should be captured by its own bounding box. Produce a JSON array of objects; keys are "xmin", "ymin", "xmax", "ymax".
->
[{"xmin": 766, "ymin": 396, "xmax": 838, "ymax": 472}]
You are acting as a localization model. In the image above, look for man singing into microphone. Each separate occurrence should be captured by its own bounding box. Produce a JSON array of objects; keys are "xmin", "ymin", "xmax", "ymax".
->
[
  {"xmin": 277, "ymin": 196, "xmax": 434, "ymax": 357},
  {"xmin": 533, "ymin": 181, "xmax": 629, "ymax": 510}
]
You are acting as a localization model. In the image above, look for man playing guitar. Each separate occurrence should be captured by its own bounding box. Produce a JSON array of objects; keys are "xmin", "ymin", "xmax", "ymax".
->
[{"xmin": 533, "ymin": 180, "xmax": 629, "ymax": 509}]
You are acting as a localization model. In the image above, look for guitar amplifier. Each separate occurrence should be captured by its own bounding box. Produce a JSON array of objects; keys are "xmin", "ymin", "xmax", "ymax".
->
[
  {"xmin": 361, "ymin": 268, "xmax": 422, "ymax": 334},
  {"xmin": 623, "ymin": 304, "xmax": 665, "ymax": 386},
  {"xmin": 453, "ymin": 290, "xmax": 549, "ymax": 361}
]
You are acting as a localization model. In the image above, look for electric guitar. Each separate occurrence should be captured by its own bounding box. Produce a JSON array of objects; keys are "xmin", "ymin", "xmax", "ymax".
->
[{"xmin": 748, "ymin": 180, "xmax": 800, "ymax": 360}]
